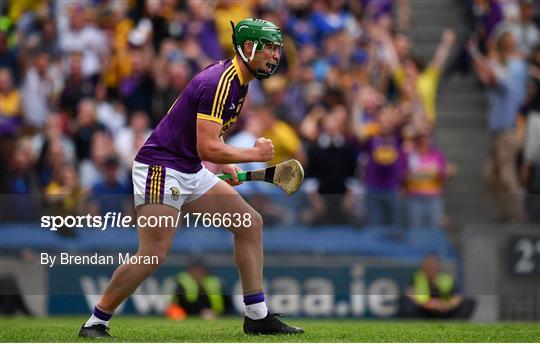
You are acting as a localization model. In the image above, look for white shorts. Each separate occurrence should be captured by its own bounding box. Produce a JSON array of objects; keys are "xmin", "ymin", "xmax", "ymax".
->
[{"xmin": 132, "ymin": 161, "xmax": 220, "ymax": 211}]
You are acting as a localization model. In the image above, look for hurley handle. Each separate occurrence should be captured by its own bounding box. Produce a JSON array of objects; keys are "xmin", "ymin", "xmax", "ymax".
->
[{"xmin": 218, "ymin": 171, "xmax": 248, "ymax": 181}]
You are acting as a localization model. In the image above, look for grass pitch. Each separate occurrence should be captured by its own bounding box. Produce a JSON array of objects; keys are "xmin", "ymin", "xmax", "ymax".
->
[{"xmin": 0, "ymin": 316, "xmax": 538, "ymax": 342}]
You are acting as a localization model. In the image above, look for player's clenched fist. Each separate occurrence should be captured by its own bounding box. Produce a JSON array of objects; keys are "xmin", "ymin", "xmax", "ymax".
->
[{"xmin": 253, "ymin": 137, "xmax": 274, "ymax": 162}]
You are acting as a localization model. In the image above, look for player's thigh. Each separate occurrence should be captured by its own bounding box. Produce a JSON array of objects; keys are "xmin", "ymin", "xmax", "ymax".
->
[
  {"xmin": 182, "ymin": 180, "xmax": 262, "ymax": 232},
  {"xmin": 136, "ymin": 203, "xmax": 179, "ymax": 254}
]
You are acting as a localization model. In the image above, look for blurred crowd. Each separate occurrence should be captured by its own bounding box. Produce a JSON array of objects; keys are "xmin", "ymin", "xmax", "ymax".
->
[
  {"xmin": 465, "ymin": 0, "xmax": 540, "ymax": 223},
  {"xmin": 1, "ymin": 0, "xmax": 535, "ymax": 230}
]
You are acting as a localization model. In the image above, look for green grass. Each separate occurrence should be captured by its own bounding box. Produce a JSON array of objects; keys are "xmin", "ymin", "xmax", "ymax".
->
[{"xmin": 0, "ymin": 316, "xmax": 538, "ymax": 342}]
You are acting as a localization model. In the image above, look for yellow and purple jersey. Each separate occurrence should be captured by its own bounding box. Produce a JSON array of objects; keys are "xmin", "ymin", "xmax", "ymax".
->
[
  {"xmin": 405, "ymin": 149, "xmax": 446, "ymax": 196},
  {"xmin": 135, "ymin": 58, "xmax": 248, "ymax": 173}
]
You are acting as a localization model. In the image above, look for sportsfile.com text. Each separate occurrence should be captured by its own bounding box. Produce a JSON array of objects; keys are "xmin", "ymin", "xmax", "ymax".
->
[{"xmin": 40, "ymin": 212, "xmax": 252, "ymax": 231}]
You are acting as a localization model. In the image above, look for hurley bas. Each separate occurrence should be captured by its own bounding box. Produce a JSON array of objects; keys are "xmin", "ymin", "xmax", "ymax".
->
[{"xmin": 40, "ymin": 252, "xmax": 159, "ymax": 268}]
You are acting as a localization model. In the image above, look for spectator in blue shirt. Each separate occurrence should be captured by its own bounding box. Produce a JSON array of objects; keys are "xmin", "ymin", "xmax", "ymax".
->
[
  {"xmin": 88, "ymin": 156, "xmax": 130, "ymax": 217},
  {"xmin": 469, "ymin": 30, "xmax": 528, "ymax": 222}
]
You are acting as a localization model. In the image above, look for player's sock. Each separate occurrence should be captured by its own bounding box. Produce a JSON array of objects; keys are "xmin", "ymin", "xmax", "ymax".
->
[
  {"xmin": 244, "ymin": 292, "xmax": 268, "ymax": 320},
  {"xmin": 84, "ymin": 305, "xmax": 113, "ymax": 327}
]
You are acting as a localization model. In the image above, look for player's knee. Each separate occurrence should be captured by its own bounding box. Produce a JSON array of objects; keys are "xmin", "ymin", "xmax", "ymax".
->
[
  {"xmin": 250, "ymin": 211, "xmax": 263, "ymax": 231},
  {"xmin": 144, "ymin": 254, "xmax": 166, "ymax": 272},
  {"xmin": 137, "ymin": 247, "xmax": 168, "ymax": 271},
  {"xmin": 231, "ymin": 210, "xmax": 262, "ymax": 242},
  {"xmin": 246, "ymin": 211, "xmax": 263, "ymax": 240},
  {"xmin": 153, "ymin": 251, "xmax": 168, "ymax": 266}
]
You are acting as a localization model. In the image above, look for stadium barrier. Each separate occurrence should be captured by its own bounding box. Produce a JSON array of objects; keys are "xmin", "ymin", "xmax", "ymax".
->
[{"xmin": 1, "ymin": 224, "xmax": 457, "ymax": 318}]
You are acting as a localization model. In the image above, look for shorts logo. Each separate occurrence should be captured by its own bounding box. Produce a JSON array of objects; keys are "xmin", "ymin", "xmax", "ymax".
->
[{"xmin": 170, "ymin": 187, "xmax": 180, "ymax": 201}]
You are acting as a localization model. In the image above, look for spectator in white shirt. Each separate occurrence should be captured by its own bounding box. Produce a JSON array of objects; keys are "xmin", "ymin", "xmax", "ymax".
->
[
  {"xmin": 114, "ymin": 111, "xmax": 151, "ymax": 171},
  {"xmin": 57, "ymin": 3, "xmax": 107, "ymax": 77},
  {"xmin": 21, "ymin": 49, "xmax": 55, "ymax": 128}
]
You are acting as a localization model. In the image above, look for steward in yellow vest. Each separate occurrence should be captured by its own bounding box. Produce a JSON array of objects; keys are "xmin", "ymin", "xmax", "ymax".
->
[
  {"xmin": 167, "ymin": 263, "xmax": 225, "ymax": 320},
  {"xmin": 401, "ymin": 255, "xmax": 475, "ymax": 319}
]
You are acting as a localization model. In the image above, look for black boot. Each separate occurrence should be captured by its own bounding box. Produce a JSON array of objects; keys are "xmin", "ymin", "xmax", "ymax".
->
[
  {"xmin": 78, "ymin": 323, "xmax": 112, "ymax": 338},
  {"xmin": 243, "ymin": 313, "xmax": 304, "ymax": 335}
]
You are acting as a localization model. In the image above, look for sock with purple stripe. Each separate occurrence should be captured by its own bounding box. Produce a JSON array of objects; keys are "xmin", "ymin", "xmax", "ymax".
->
[
  {"xmin": 244, "ymin": 292, "xmax": 268, "ymax": 320},
  {"xmin": 84, "ymin": 305, "xmax": 113, "ymax": 327}
]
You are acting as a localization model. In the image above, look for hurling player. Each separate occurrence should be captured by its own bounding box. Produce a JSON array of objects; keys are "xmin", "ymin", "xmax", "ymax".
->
[{"xmin": 79, "ymin": 18, "xmax": 303, "ymax": 338}]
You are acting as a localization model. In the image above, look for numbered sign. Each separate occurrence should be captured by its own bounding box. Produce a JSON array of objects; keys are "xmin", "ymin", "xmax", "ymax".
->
[{"xmin": 508, "ymin": 236, "xmax": 540, "ymax": 276}]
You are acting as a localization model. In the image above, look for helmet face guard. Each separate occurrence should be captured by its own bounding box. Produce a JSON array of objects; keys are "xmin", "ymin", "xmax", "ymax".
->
[
  {"xmin": 239, "ymin": 40, "xmax": 282, "ymax": 79},
  {"xmin": 231, "ymin": 19, "xmax": 284, "ymax": 80}
]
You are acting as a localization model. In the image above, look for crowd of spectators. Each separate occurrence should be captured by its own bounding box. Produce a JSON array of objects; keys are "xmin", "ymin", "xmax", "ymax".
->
[{"xmin": 0, "ymin": 0, "xmax": 500, "ymax": 230}]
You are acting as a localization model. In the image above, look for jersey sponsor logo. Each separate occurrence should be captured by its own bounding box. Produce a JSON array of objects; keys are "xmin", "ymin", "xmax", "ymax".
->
[
  {"xmin": 221, "ymin": 114, "xmax": 239, "ymax": 135},
  {"xmin": 373, "ymin": 146, "xmax": 398, "ymax": 165}
]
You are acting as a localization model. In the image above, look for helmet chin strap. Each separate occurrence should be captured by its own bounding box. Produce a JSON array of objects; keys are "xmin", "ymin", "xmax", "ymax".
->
[
  {"xmin": 237, "ymin": 41, "xmax": 257, "ymax": 62},
  {"xmin": 236, "ymin": 42, "xmax": 276, "ymax": 80}
]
